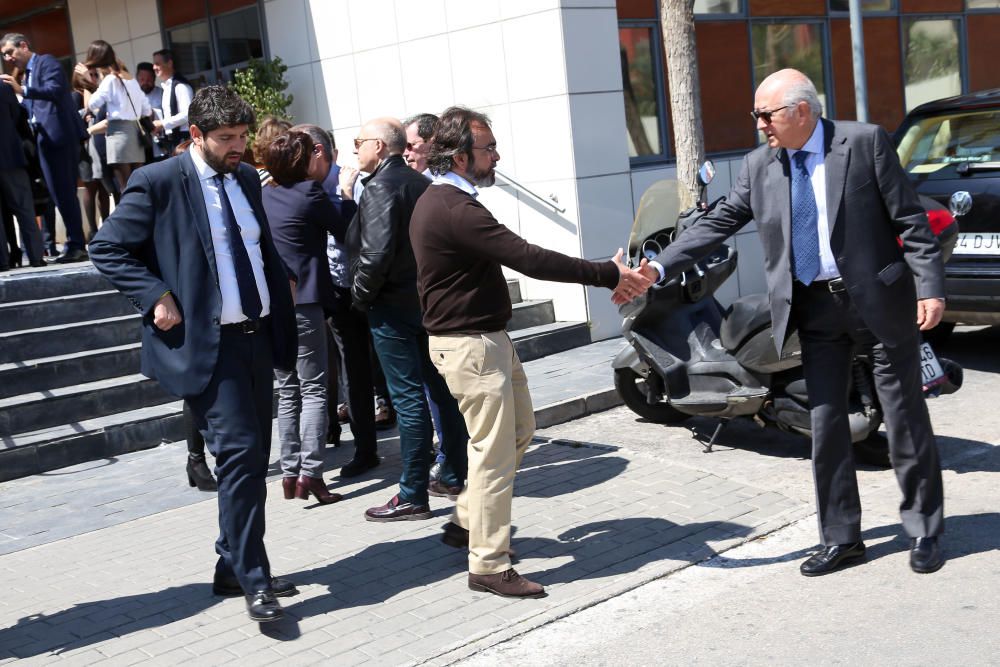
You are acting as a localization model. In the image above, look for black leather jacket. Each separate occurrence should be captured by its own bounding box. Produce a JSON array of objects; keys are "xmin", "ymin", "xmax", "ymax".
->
[{"xmin": 347, "ymin": 155, "xmax": 431, "ymax": 310}]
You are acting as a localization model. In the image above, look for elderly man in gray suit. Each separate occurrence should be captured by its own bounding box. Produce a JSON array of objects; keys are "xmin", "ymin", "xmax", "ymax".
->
[{"xmin": 635, "ymin": 69, "xmax": 946, "ymax": 576}]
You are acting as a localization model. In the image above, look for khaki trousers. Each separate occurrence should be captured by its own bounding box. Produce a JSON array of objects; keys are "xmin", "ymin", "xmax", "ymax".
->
[{"xmin": 428, "ymin": 331, "xmax": 534, "ymax": 575}]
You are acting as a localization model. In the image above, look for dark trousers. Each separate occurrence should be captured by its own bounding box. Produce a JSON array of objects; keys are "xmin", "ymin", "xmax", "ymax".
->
[
  {"xmin": 793, "ymin": 282, "xmax": 944, "ymax": 545},
  {"xmin": 326, "ymin": 289, "xmax": 377, "ymax": 456},
  {"xmin": 0, "ymin": 168, "xmax": 43, "ymax": 265},
  {"xmin": 186, "ymin": 325, "xmax": 275, "ymax": 593},
  {"xmin": 368, "ymin": 302, "xmax": 468, "ymax": 504},
  {"xmin": 37, "ymin": 140, "xmax": 85, "ymax": 252},
  {"xmin": 182, "ymin": 400, "xmax": 207, "ymax": 458}
]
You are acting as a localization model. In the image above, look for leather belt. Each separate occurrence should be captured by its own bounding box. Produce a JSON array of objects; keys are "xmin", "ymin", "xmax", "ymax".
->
[
  {"xmin": 801, "ymin": 277, "xmax": 846, "ymax": 293},
  {"xmin": 221, "ymin": 317, "xmax": 268, "ymax": 334}
]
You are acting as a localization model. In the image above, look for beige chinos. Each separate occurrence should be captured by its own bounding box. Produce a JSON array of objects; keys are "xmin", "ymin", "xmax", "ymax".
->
[{"xmin": 429, "ymin": 330, "xmax": 534, "ymax": 575}]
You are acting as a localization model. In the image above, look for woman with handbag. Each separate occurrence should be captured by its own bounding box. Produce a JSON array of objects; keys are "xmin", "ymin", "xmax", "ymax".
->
[{"xmin": 77, "ymin": 40, "xmax": 151, "ymax": 194}]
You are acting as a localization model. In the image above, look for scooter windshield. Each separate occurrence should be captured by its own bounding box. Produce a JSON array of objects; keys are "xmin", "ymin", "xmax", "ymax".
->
[{"xmin": 628, "ymin": 178, "xmax": 683, "ymax": 259}]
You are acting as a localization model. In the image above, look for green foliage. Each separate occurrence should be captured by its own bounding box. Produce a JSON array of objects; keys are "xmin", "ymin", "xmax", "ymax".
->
[{"xmin": 229, "ymin": 56, "xmax": 294, "ymax": 140}]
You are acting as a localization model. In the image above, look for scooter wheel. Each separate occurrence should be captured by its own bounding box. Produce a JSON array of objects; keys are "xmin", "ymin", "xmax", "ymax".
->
[
  {"xmin": 614, "ymin": 368, "xmax": 690, "ymax": 424},
  {"xmin": 853, "ymin": 433, "xmax": 892, "ymax": 469}
]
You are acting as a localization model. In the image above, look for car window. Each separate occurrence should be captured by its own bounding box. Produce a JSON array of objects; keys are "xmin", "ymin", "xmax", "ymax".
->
[{"xmin": 897, "ymin": 109, "xmax": 1000, "ymax": 179}]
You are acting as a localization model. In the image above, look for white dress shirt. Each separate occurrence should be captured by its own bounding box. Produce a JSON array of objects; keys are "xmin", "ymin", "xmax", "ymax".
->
[
  {"xmin": 789, "ymin": 120, "xmax": 839, "ymax": 281},
  {"xmin": 160, "ymin": 77, "xmax": 192, "ymax": 134},
  {"xmin": 189, "ymin": 146, "xmax": 271, "ymax": 323},
  {"xmin": 88, "ymin": 74, "xmax": 151, "ymax": 120}
]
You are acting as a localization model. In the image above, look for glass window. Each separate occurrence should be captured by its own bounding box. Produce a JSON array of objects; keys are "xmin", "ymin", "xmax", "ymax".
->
[
  {"xmin": 903, "ymin": 18, "xmax": 961, "ymax": 112},
  {"xmin": 619, "ymin": 26, "xmax": 666, "ymax": 160},
  {"xmin": 213, "ymin": 7, "xmax": 263, "ymax": 69},
  {"xmin": 967, "ymin": 0, "xmax": 1000, "ymax": 8},
  {"xmin": 751, "ymin": 23, "xmax": 829, "ymax": 115},
  {"xmin": 694, "ymin": 0, "xmax": 741, "ymax": 13},
  {"xmin": 897, "ymin": 109, "xmax": 1000, "ymax": 179},
  {"xmin": 168, "ymin": 21, "xmax": 213, "ymax": 86},
  {"xmin": 829, "ymin": 0, "xmax": 894, "ymax": 11}
]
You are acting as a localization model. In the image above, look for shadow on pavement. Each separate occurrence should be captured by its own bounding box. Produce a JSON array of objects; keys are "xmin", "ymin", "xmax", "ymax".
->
[{"xmin": 932, "ymin": 325, "xmax": 999, "ymax": 374}]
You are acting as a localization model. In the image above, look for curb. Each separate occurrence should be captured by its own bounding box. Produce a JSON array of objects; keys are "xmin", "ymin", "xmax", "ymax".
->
[{"xmin": 534, "ymin": 388, "xmax": 623, "ymax": 430}]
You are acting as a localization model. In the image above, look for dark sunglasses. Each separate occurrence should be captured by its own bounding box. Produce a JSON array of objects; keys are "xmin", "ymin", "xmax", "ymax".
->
[{"xmin": 750, "ymin": 105, "xmax": 791, "ymax": 124}]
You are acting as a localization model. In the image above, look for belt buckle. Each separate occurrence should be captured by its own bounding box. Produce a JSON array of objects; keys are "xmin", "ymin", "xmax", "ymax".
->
[
  {"xmin": 827, "ymin": 278, "xmax": 846, "ymax": 293},
  {"xmin": 241, "ymin": 319, "xmax": 260, "ymax": 334}
]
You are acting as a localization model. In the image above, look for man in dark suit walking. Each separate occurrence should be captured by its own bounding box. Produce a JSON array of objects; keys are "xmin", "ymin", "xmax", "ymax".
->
[
  {"xmin": 638, "ymin": 69, "xmax": 946, "ymax": 576},
  {"xmin": 89, "ymin": 86, "xmax": 299, "ymax": 622},
  {"xmin": 1, "ymin": 33, "xmax": 87, "ymax": 263},
  {"xmin": 0, "ymin": 79, "xmax": 44, "ymax": 269}
]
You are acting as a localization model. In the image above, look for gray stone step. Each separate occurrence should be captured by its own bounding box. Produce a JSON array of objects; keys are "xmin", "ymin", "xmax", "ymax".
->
[
  {"xmin": 0, "ymin": 344, "xmax": 141, "ymax": 400},
  {"xmin": 0, "ymin": 290, "xmax": 134, "ymax": 333},
  {"xmin": 507, "ymin": 299, "xmax": 556, "ymax": 331},
  {"xmin": 0, "ymin": 373, "xmax": 175, "ymax": 436},
  {"xmin": 0, "ymin": 400, "xmax": 185, "ymax": 482},
  {"xmin": 511, "ymin": 321, "xmax": 593, "ymax": 363},
  {"xmin": 0, "ymin": 264, "xmax": 109, "ymax": 302},
  {"xmin": 0, "ymin": 314, "xmax": 140, "ymax": 364}
]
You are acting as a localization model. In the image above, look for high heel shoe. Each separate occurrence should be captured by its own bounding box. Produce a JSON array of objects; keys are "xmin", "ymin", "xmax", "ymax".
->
[
  {"xmin": 282, "ymin": 476, "xmax": 297, "ymax": 499},
  {"xmin": 294, "ymin": 475, "xmax": 343, "ymax": 504},
  {"xmin": 186, "ymin": 456, "xmax": 218, "ymax": 492}
]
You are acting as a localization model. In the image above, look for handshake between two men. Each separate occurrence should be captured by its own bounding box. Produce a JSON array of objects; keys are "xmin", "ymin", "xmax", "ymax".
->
[{"xmin": 610, "ymin": 248, "xmax": 654, "ymax": 304}]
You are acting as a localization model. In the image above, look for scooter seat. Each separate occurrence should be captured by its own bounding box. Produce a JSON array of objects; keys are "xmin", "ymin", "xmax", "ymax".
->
[{"xmin": 720, "ymin": 294, "xmax": 772, "ymax": 353}]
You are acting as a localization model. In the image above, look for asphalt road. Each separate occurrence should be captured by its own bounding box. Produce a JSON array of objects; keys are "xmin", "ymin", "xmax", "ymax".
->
[{"xmin": 458, "ymin": 325, "xmax": 1000, "ymax": 666}]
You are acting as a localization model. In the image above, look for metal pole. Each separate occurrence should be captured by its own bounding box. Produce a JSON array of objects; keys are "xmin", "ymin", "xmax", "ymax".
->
[{"xmin": 848, "ymin": 0, "xmax": 869, "ymax": 122}]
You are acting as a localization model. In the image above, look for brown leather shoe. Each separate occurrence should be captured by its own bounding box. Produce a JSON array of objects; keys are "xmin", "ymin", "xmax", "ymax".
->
[
  {"xmin": 428, "ymin": 480, "xmax": 462, "ymax": 500},
  {"xmin": 374, "ymin": 399, "xmax": 396, "ymax": 431},
  {"xmin": 468, "ymin": 569, "xmax": 545, "ymax": 598},
  {"xmin": 337, "ymin": 403, "xmax": 350, "ymax": 424},
  {"xmin": 442, "ymin": 522, "xmax": 517, "ymax": 561},
  {"xmin": 294, "ymin": 475, "xmax": 343, "ymax": 505},
  {"xmin": 364, "ymin": 494, "xmax": 432, "ymax": 522},
  {"xmin": 282, "ymin": 476, "xmax": 297, "ymax": 500}
]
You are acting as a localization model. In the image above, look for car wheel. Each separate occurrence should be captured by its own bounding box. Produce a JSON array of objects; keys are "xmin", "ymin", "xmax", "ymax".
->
[{"xmin": 614, "ymin": 368, "xmax": 690, "ymax": 424}]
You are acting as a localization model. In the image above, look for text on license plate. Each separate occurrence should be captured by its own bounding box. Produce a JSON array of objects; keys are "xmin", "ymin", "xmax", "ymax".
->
[
  {"xmin": 954, "ymin": 232, "xmax": 1000, "ymax": 255},
  {"xmin": 920, "ymin": 342, "xmax": 946, "ymax": 390}
]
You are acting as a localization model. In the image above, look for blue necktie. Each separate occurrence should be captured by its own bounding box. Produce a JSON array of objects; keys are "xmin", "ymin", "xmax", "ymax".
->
[
  {"xmin": 214, "ymin": 174, "xmax": 263, "ymax": 320},
  {"xmin": 790, "ymin": 151, "xmax": 820, "ymax": 285}
]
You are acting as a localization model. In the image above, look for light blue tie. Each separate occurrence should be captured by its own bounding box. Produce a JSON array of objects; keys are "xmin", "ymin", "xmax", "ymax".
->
[{"xmin": 790, "ymin": 151, "xmax": 820, "ymax": 285}]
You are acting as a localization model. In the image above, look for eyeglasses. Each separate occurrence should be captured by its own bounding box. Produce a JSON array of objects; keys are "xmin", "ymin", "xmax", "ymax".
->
[
  {"xmin": 354, "ymin": 137, "xmax": 379, "ymax": 150},
  {"xmin": 471, "ymin": 144, "xmax": 498, "ymax": 156},
  {"xmin": 405, "ymin": 140, "xmax": 426, "ymax": 151},
  {"xmin": 750, "ymin": 105, "xmax": 791, "ymax": 124}
]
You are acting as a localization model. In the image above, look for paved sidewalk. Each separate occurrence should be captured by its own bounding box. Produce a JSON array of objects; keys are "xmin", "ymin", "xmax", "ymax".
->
[{"xmin": 0, "ymin": 339, "xmax": 810, "ymax": 665}]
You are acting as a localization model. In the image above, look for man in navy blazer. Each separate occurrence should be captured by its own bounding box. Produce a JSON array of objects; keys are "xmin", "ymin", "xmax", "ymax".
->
[
  {"xmin": 89, "ymin": 86, "xmax": 298, "ymax": 623},
  {"xmin": 1, "ymin": 33, "xmax": 87, "ymax": 263},
  {"xmin": 0, "ymin": 79, "xmax": 44, "ymax": 269}
]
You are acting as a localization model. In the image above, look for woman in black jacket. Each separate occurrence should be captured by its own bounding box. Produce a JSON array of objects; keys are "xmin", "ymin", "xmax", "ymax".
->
[{"xmin": 263, "ymin": 130, "xmax": 349, "ymax": 504}]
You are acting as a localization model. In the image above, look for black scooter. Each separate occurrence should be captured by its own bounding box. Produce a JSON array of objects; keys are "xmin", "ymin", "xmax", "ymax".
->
[{"xmin": 613, "ymin": 162, "xmax": 962, "ymax": 467}]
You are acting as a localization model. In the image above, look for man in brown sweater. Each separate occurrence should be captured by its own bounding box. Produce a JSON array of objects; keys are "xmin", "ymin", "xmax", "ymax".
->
[{"xmin": 410, "ymin": 106, "xmax": 652, "ymax": 598}]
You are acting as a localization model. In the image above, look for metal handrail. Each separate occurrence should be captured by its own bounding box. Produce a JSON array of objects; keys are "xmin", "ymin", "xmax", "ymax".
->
[{"xmin": 495, "ymin": 169, "xmax": 566, "ymax": 214}]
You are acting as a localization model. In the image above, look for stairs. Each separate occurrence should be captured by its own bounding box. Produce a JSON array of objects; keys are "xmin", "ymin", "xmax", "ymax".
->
[{"xmin": 0, "ymin": 267, "xmax": 591, "ymax": 481}]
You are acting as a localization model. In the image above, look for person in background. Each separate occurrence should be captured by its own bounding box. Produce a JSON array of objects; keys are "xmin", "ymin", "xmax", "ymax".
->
[
  {"xmin": 152, "ymin": 48, "xmax": 192, "ymax": 153},
  {"xmin": 79, "ymin": 41, "xmax": 151, "ymax": 196},
  {"xmin": 136, "ymin": 61, "xmax": 165, "ymax": 164},
  {"xmin": 71, "ymin": 66, "xmax": 111, "ymax": 241},
  {"xmin": 1, "ymin": 33, "xmax": 88, "ymax": 263},
  {"xmin": 262, "ymin": 129, "xmax": 348, "ymax": 505},
  {"xmin": 252, "ymin": 116, "xmax": 291, "ymax": 186},
  {"xmin": 0, "ymin": 77, "xmax": 44, "ymax": 269}
]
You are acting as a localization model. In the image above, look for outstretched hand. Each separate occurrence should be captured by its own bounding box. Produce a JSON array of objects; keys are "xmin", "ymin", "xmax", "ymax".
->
[{"xmin": 611, "ymin": 248, "xmax": 653, "ymax": 305}]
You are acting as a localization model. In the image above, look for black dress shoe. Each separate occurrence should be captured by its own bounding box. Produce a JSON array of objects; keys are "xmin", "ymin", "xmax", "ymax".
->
[
  {"xmin": 245, "ymin": 591, "xmax": 283, "ymax": 622},
  {"xmin": 214, "ymin": 574, "xmax": 298, "ymax": 597},
  {"xmin": 29, "ymin": 260, "xmax": 47, "ymax": 268},
  {"xmin": 340, "ymin": 454, "xmax": 380, "ymax": 478},
  {"xmin": 52, "ymin": 248, "xmax": 89, "ymax": 264},
  {"xmin": 800, "ymin": 542, "xmax": 866, "ymax": 576},
  {"xmin": 910, "ymin": 536, "xmax": 944, "ymax": 573},
  {"xmin": 186, "ymin": 456, "xmax": 217, "ymax": 492}
]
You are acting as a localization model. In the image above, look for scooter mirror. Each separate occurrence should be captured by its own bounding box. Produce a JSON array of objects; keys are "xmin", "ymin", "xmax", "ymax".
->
[
  {"xmin": 697, "ymin": 160, "xmax": 716, "ymax": 187},
  {"xmin": 949, "ymin": 190, "xmax": 972, "ymax": 217}
]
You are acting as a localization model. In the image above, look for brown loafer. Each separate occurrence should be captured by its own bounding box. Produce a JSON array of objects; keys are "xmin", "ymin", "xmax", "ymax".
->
[
  {"xmin": 282, "ymin": 476, "xmax": 297, "ymax": 500},
  {"xmin": 428, "ymin": 479, "xmax": 462, "ymax": 500},
  {"xmin": 468, "ymin": 569, "xmax": 545, "ymax": 598},
  {"xmin": 337, "ymin": 403, "xmax": 350, "ymax": 424},
  {"xmin": 365, "ymin": 494, "xmax": 432, "ymax": 522},
  {"xmin": 294, "ymin": 475, "xmax": 343, "ymax": 505}
]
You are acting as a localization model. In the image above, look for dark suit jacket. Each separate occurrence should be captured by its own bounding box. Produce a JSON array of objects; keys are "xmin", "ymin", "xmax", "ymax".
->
[
  {"xmin": 89, "ymin": 152, "xmax": 297, "ymax": 398},
  {"xmin": 20, "ymin": 53, "xmax": 86, "ymax": 148},
  {"xmin": 263, "ymin": 179, "xmax": 349, "ymax": 312},
  {"xmin": 654, "ymin": 118, "xmax": 944, "ymax": 353},
  {"xmin": 0, "ymin": 82, "xmax": 26, "ymax": 169},
  {"xmin": 346, "ymin": 155, "xmax": 430, "ymax": 310}
]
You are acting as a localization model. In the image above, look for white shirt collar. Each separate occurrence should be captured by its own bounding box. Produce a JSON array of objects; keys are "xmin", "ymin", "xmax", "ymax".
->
[
  {"xmin": 189, "ymin": 145, "xmax": 233, "ymax": 183},
  {"xmin": 790, "ymin": 119, "xmax": 824, "ymax": 159},
  {"xmin": 431, "ymin": 170, "xmax": 478, "ymax": 198}
]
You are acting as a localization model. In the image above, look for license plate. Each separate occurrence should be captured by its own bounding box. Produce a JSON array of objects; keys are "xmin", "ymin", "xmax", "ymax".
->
[
  {"xmin": 953, "ymin": 232, "xmax": 1000, "ymax": 256},
  {"xmin": 920, "ymin": 342, "xmax": 947, "ymax": 391}
]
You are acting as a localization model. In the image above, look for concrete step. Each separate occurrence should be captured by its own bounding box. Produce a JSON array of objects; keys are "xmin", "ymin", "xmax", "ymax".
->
[
  {"xmin": 507, "ymin": 299, "xmax": 556, "ymax": 332},
  {"xmin": 511, "ymin": 321, "xmax": 593, "ymax": 363},
  {"xmin": 0, "ymin": 400, "xmax": 185, "ymax": 482},
  {"xmin": 0, "ymin": 314, "xmax": 140, "ymax": 364},
  {"xmin": 0, "ymin": 291, "xmax": 134, "ymax": 333},
  {"xmin": 0, "ymin": 373, "xmax": 175, "ymax": 436},
  {"xmin": 0, "ymin": 264, "xmax": 109, "ymax": 302},
  {"xmin": 0, "ymin": 344, "xmax": 141, "ymax": 400},
  {"xmin": 506, "ymin": 278, "xmax": 522, "ymax": 304}
]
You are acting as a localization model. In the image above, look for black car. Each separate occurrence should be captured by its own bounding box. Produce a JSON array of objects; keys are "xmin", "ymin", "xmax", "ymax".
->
[{"xmin": 895, "ymin": 88, "xmax": 1000, "ymax": 343}]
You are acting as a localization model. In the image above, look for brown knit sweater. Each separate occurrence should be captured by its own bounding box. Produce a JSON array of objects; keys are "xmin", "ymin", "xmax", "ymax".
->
[{"xmin": 410, "ymin": 182, "xmax": 620, "ymax": 335}]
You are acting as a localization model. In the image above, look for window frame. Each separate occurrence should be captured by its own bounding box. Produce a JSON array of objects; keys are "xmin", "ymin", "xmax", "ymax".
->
[
  {"xmin": 827, "ymin": 0, "xmax": 897, "ymax": 16},
  {"xmin": 693, "ymin": 0, "xmax": 746, "ymax": 18},
  {"xmin": 619, "ymin": 18, "xmax": 673, "ymax": 166}
]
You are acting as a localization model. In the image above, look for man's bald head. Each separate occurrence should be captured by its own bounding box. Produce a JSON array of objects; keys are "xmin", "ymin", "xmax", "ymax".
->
[
  {"xmin": 753, "ymin": 68, "xmax": 822, "ymax": 150},
  {"xmin": 757, "ymin": 69, "xmax": 822, "ymax": 119},
  {"xmin": 362, "ymin": 117, "xmax": 407, "ymax": 155}
]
